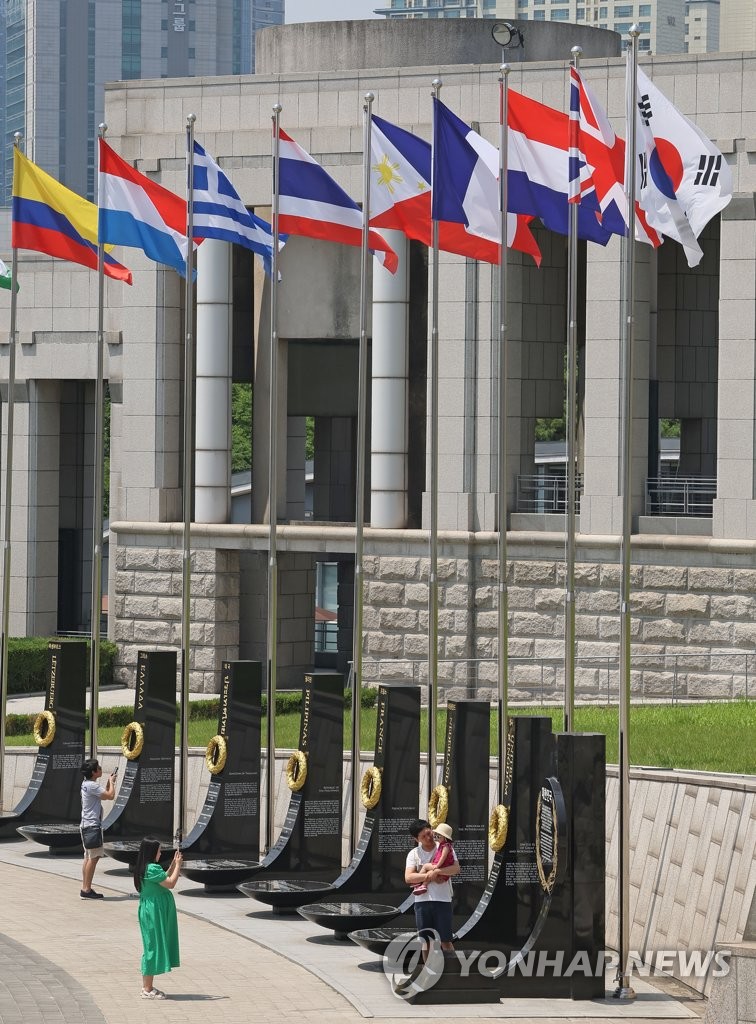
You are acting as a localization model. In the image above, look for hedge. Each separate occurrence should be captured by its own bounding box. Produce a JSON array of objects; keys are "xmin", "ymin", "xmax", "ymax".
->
[
  {"xmin": 6, "ymin": 637, "xmax": 117, "ymax": 696},
  {"xmin": 4, "ymin": 685, "xmax": 378, "ymax": 737}
]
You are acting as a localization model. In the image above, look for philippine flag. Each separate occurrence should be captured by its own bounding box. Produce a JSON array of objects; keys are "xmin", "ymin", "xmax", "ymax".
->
[
  {"xmin": 635, "ymin": 67, "xmax": 731, "ymax": 268},
  {"xmin": 277, "ymin": 127, "xmax": 397, "ymax": 274},
  {"xmin": 507, "ymin": 88, "xmax": 614, "ymax": 246},
  {"xmin": 99, "ymin": 139, "xmax": 192, "ymax": 276},
  {"xmin": 571, "ymin": 67, "xmax": 660, "ymax": 247},
  {"xmin": 371, "ymin": 111, "xmax": 540, "ymax": 265}
]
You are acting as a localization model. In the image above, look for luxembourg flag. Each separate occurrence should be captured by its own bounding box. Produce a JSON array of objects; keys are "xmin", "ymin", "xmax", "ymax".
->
[
  {"xmin": 277, "ymin": 127, "xmax": 397, "ymax": 273},
  {"xmin": 508, "ymin": 88, "xmax": 613, "ymax": 245},
  {"xmin": 571, "ymin": 66, "xmax": 660, "ymax": 247},
  {"xmin": 635, "ymin": 66, "xmax": 731, "ymax": 268},
  {"xmin": 99, "ymin": 139, "xmax": 192, "ymax": 276},
  {"xmin": 371, "ymin": 111, "xmax": 540, "ymax": 265}
]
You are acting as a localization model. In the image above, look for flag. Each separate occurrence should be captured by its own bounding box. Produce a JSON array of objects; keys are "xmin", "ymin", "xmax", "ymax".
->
[
  {"xmin": 277, "ymin": 127, "xmax": 398, "ymax": 273},
  {"xmin": 371, "ymin": 111, "xmax": 540, "ymax": 265},
  {"xmin": 635, "ymin": 66, "xmax": 731, "ymax": 268},
  {"xmin": 11, "ymin": 150, "xmax": 132, "ymax": 284},
  {"xmin": 192, "ymin": 140, "xmax": 283, "ymax": 276},
  {"xmin": 507, "ymin": 88, "xmax": 615, "ymax": 245},
  {"xmin": 571, "ymin": 67, "xmax": 660, "ymax": 247},
  {"xmin": 0, "ymin": 258, "xmax": 17, "ymax": 292},
  {"xmin": 99, "ymin": 139, "xmax": 191, "ymax": 276}
]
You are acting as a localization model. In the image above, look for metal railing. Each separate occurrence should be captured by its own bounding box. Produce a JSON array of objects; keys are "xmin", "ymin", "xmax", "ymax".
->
[
  {"xmin": 516, "ymin": 473, "xmax": 583, "ymax": 514},
  {"xmin": 645, "ymin": 476, "xmax": 716, "ymax": 517},
  {"xmin": 314, "ymin": 620, "xmax": 338, "ymax": 653}
]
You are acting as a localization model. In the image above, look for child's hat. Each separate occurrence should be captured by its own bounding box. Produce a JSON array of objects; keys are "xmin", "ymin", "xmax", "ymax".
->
[{"xmin": 433, "ymin": 823, "xmax": 453, "ymax": 841}]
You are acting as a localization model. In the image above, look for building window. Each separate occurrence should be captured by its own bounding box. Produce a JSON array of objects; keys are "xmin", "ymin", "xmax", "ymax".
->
[
  {"xmin": 577, "ymin": 6, "xmax": 585, "ymax": 16},
  {"xmin": 615, "ymin": 4, "xmax": 632, "ymax": 16},
  {"xmin": 638, "ymin": 21, "xmax": 650, "ymax": 32},
  {"xmin": 551, "ymin": 8, "xmax": 569, "ymax": 18},
  {"xmin": 638, "ymin": 37, "xmax": 651, "ymax": 49},
  {"xmin": 534, "ymin": 9, "xmax": 545, "ymax": 17},
  {"xmin": 638, "ymin": 3, "xmax": 651, "ymax": 12},
  {"xmin": 614, "ymin": 21, "xmax": 633, "ymax": 31}
]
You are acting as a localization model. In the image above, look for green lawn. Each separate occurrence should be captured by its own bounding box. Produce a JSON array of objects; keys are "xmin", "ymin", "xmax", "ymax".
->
[{"xmin": 5, "ymin": 700, "xmax": 755, "ymax": 774}]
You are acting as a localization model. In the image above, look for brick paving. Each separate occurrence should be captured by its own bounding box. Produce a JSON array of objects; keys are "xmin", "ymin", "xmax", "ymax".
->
[{"xmin": 0, "ymin": 845, "xmax": 705, "ymax": 1024}]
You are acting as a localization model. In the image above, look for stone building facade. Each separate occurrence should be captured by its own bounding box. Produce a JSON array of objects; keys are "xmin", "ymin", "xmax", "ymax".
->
[{"xmin": 0, "ymin": 19, "xmax": 755, "ymax": 699}]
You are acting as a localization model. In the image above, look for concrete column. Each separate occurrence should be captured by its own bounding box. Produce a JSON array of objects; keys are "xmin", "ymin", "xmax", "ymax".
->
[
  {"xmin": 371, "ymin": 230, "xmax": 409, "ymax": 529},
  {"xmin": 286, "ymin": 415, "xmax": 306, "ymax": 521},
  {"xmin": 195, "ymin": 239, "xmax": 232, "ymax": 524},
  {"xmin": 713, "ymin": 197, "xmax": 756, "ymax": 539},
  {"xmin": 581, "ymin": 237, "xmax": 651, "ymax": 535}
]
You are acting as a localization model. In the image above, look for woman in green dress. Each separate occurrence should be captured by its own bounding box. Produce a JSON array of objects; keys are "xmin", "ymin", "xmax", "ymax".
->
[{"xmin": 133, "ymin": 837, "xmax": 183, "ymax": 999}]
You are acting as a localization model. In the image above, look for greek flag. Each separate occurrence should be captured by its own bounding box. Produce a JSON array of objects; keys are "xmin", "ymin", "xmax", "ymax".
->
[{"xmin": 192, "ymin": 141, "xmax": 282, "ymax": 276}]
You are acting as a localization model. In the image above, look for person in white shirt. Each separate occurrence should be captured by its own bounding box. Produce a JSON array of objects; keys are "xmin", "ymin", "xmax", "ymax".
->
[
  {"xmin": 79, "ymin": 758, "xmax": 117, "ymax": 900},
  {"xmin": 404, "ymin": 818, "xmax": 460, "ymax": 951}
]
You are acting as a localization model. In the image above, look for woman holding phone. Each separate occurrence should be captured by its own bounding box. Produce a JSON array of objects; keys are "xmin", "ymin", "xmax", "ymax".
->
[{"xmin": 133, "ymin": 837, "xmax": 182, "ymax": 1000}]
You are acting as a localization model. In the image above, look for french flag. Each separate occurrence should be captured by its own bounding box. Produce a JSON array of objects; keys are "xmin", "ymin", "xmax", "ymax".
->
[
  {"xmin": 98, "ymin": 139, "xmax": 192, "ymax": 276},
  {"xmin": 277, "ymin": 127, "xmax": 397, "ymax": 274},
  {"xmin": 371, "ymin": 111, "xmax": 540, "ymax": 265},
  {"xmin": 508, "ymin": 88, "xmax": 613, "ymax": 246}
]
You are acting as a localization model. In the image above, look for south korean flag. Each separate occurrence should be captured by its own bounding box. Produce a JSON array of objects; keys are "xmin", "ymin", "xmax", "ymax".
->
[{"xmin": 635, "ymin": 66, "xmax": 732, "ymax": 267}]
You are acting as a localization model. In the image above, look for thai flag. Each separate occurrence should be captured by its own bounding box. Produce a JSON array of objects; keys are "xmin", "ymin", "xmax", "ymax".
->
[
  {"xmin": 635, "ymin": 66, "xmax": 731, "ymax": 267},
  {"xmin": 98, "ymin": 139, "xmax": 192, "ymax": 276},
  {"xmin": 192, "ymin": 140, "xmax": 283, "ymax": 276},
  {"xmin": 277, "ymin": 127, "xmax": 397, "ymax": 274},
  {"xmin": 571, "ymin": 67, "xmax": 660, "ymax": 247},
  {"xmin": 507, "ymin": 88, "xmax": 613, "ymax": 245},
  {"xmin": 371, "ymin": 111, "xmax": 540, "ymax": 265}
]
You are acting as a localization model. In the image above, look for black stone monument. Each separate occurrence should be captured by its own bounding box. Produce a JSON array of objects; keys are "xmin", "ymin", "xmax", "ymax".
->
[
  {"xmin": 183, "ymin": 671, "xmax": 344, "ymax": 892},
  {"xmin": 241, "ymin": 683, "xmax": 420, "ymax": 914},
  {"xmin": 103, "ymin": 650, "xmax": 177, "ymax": 865},
  {"xmin": 4, "ymin": 641, "xmax": 87, "ymax": 843}
]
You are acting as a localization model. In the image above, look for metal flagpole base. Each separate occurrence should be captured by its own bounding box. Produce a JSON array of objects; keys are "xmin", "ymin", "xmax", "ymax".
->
[{"xmin": 612, "ymin": 980, "xmax": 636, "ymax": 1000}]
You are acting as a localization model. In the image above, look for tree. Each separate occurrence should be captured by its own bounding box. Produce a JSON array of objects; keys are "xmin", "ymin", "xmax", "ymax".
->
[{"xmin": 232, "ymin": 382, "xmax": 252, "ymax": 472}]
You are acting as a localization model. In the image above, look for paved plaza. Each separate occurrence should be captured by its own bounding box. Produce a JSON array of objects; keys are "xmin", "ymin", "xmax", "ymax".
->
[{"xmin": 0, "ymin": 836, "xmax": 706, "ymax": 1024}]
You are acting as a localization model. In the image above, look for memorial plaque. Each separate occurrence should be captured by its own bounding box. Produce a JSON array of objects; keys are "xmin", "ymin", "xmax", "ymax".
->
[
  {"xmin": 441, "ymin": 699, "xmax": 490, "ymax": 920},
  {"xmin": 241, "ymin": 684, "xmax": 421, "ymax": 913},
  {"xmin": 182, "ymin": 661, "xmax": 262, "ymax": 858},
  {"xmin": 5, "ymin": 641, "xmax": 87, "ymax": 840},
  {"xmin": 103, "ymin": 650, "xmax": 176, "ymax": 844}
]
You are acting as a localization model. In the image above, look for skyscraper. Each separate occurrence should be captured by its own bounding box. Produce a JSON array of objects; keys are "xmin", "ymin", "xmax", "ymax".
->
[{"xmin": 0, "ymin": 0, "xmax": 284, "ymax": 205}]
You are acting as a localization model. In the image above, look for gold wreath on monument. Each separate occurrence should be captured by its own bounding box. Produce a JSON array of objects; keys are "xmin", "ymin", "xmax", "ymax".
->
[
  {"xmin": 33, "ymin": 710, "xmax": 56, "ymax": 748},
  {"xmin": 428, "ymin": 784, "xmax": 449, "ymax": 828},
  {"xmin": 488, "ymin": 803, "xmax": 509, "ymax": 852},
  {"xmin": 360, "ymin": 766, "xmax": 382, "ymax": 809},
  {"xmin": 205, "ymin": 735, "xmax": 228, "ymax": 775},
  {"xmin": 121, "ymin": 721, "xmax": 144, "ymax": 760},
  {"xmin": 286, "ymin": 750, "xmax": 308, "ymax": 791}
]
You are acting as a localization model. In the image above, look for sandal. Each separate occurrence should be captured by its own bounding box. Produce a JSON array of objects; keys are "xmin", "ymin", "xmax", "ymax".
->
[{"xmin": 141, "ymin": 988, "xmax": 166, "ymax": 1000}]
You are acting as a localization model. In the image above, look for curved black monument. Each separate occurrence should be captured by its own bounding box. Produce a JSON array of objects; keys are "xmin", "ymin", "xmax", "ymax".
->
[
  {"xmin": 183, "ymin": 671, "xmax": 344, "ymax": 892},
  {"xmin": 241, "ymin": 684, "xmax": 420, "ymax": 921},
  {"xmin": 4, "ymin": 641, "xmax": 87, "ymax": 844},
  {"xmin": 390, "ymin": 716, "xmax": 607, "ymax": 1004},
  {"xmin": 172, "ymin": 660, "xmax": 262, "ymax": 889},
  {"xmin": 347, "ymin": 697, "xmax": 490, "ymax": 949},
  {"xmin": 102, "ymin": 650, "xmax": 177, "ymax": 865}
]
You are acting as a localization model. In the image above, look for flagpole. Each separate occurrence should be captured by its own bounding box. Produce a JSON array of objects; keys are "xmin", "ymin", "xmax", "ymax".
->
[
  {"xmin": 496, "ymin": 65, "xmax": 510, "ymax": 797},
  {"xmin": 564, "ymin": 48, "xmax": 582, "ymax": 735},
  {"xmin": 89, "ymin": 123, "xmax": 108, "ymax": 760},
  {"xmin": 178, "ymin": 112, "xmax": 197, "ymax": 847},
  {"xmin": 351, "ymin": 91, "xmax": 374, "ymax": 854},
  {"xmin": 266, "ymin": 103, "xmax": 282, "ymax": 854},
  {"xmin": 614, "ymin": 26, "xmax": 639, "ymax": 1002},
  {"xmin": 0, "ymin": 133, "xmax": 22, "ymax": 813},
  {"xmin": 428, "ymin": 78, "xmax": 442, "ymax": 803}
]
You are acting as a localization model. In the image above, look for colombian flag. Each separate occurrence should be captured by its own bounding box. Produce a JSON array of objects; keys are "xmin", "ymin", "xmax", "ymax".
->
[{"xmin": 12, "ymin": 150, "xmax": 132, "ymax": 284}]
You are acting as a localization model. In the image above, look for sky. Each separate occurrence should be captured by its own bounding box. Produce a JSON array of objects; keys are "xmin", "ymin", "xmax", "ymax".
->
[{"xmin": 285, "ymin": 0, "xmax": 381, "ymax": 23}]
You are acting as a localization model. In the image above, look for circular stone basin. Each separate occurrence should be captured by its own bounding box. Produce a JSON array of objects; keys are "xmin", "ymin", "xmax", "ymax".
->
[
  {"xmin": 349, "ymin": 925, "xmax": 417, "ymax": 957},
  {"xmin": 298, "ymin": 900, "xmax": 402, "ymax": 937},
  {"xmin": 104, "ymin": 839, "xmax": 174, "ymax": 867},
  {"xmin": 182, "ymin": 858, "xmax": 262, "ymax": 890},
  {"xmin": 17, "ymin": 823, "xmax": 82, "ymax": 850},
  {"xmin": 238, "ymin": 878, "xmax": 333, "ymax": 909}
]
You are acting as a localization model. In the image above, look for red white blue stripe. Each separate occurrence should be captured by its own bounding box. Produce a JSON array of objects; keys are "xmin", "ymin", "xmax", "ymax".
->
[
  {"xmin": 277, "ymin": 127, "xmax": 397, "ymax": 274},
  {"xmin": 98, "ymin": 139, "xmax": 191, "ymax": 276}
]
